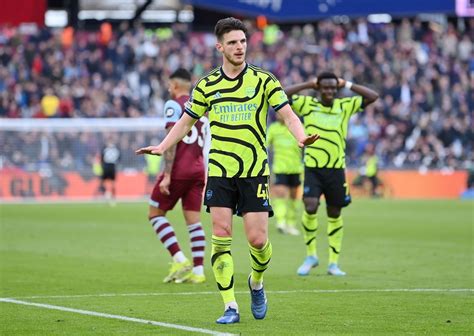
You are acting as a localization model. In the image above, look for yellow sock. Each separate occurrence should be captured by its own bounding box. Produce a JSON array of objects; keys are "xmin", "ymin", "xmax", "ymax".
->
[
  {"xmin": 211, "ymin": 235, "xmax": 235, "ymax": 304},
  {"xmin": 302, "ymin": 211, "xmax": 318, "ymax": 256},
  {"xmin": 249, "ymin": 240, "xmax": 272, "ymax": 285},
  {"xmin": 328, "ymin": 216, "xmax": 343, "ymax": 264}
]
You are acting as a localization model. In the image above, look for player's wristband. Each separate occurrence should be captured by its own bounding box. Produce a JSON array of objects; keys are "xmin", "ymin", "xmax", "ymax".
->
[{"xmin": 345, "ymin": 81, "xmax": 353, "ymax": 90}]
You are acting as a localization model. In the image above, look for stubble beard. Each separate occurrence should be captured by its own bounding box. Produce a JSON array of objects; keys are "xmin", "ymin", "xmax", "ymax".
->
[{"xmin": 224, "ymin": 52, "xmax": 245, "ymax": 67}]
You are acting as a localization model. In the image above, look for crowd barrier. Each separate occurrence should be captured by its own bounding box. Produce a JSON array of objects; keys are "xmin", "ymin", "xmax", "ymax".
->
[
  {"xmin": 0, "ymin": 169, "xmax": 148, "ymax": 202},
  {"xmin": 346, "ymin": 170, "xmax": 468, "ymax": 199},
  {"xmin": 0, "ymin": 169, "xmax": 469, "ymax": 202}
]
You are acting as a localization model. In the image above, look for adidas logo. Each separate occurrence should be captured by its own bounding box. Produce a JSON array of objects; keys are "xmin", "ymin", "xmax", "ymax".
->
[
  {"xmin": 262, "ymin": 199, "xmax": 269, "ymax": 207},
  {"xmin": 214, "ymin": 92, "xmax": 222, "ymax": 98}
]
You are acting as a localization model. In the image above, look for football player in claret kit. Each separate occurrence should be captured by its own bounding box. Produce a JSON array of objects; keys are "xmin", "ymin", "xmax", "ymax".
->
[{"xmin": 147, "ymin": 68, "xmax": 208, "ymax": 284}]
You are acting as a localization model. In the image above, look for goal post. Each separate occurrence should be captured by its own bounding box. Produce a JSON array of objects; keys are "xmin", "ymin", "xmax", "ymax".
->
[{"xmin": 0, "ymin": 118, "xmax": 167, "ymax": 202}]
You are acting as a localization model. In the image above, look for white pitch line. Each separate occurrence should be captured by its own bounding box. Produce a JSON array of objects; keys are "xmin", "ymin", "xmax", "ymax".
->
[
  {"xmin": 6, "ymin": 288, "xmax": 473, "ymax": 300},
  {"xmin": 0, "ymin": 298, "xmax": 236, "ymax": 336}
]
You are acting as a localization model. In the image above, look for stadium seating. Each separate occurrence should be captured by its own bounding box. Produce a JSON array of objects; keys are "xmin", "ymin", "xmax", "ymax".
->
[{"xmin": 0, "ymin": 19, "xmax": 472, "ymax": 172}]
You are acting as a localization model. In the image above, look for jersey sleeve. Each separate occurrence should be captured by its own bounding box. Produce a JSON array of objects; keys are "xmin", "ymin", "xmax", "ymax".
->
[
  {"xmin": 265, "ymin": 75, "xmax": 288, "ymax": 112},
  {"xmin": 164, "ymin": 99, "xmax": 182, "ymax": 128},
  {"xmin": 349, "ymin": 96, "xmax": 364, "ymax": 116},
  {"xmin": 185, "ymin": 80, "xmax": 208, "ymax": 119},
  {"xmin": 289, "ymin": 95, "xmax": 308, "ymax": 117}
]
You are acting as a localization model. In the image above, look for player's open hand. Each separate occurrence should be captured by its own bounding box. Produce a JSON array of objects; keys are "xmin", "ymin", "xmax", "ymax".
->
[
  {"xmin": 135, "ymin": 146, "xmax": 164, "ymax": 156},
  {"xmin": 299, "ymin": 134, "xmax": 320, "ymax": 147},
  {"xmin": 159, "ymin": 173, "xmax": 171, "ymax": 195}
]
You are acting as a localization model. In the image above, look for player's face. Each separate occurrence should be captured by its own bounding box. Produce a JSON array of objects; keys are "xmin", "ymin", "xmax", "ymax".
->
[
  {"xmin": 216, "ymin": 30, "xmax": 247, "ymax": 66},
  {"xmin": 319, "ymin": 78, "xmax": 338, "ymax": 103}
]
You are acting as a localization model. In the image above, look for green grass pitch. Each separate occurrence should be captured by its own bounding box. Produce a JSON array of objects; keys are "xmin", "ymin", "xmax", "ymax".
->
[{"xmin": 1, "ymin": 199, "xmax": 472, "ymax": 335}]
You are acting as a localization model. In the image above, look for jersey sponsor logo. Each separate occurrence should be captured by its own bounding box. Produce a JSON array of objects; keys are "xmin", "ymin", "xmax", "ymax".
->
[
  {"xmin": 212, "ymin": 103, "xmax": 257, "ymax": 114},
  {"xmin": 245, "ymin": 87, "xmax": 255, "ymax": 97},
  {"xmin": 314, "ymin": 112, "xmax": 343, "ymax": 128},
  {"xmin": 213, "ymin": 102, "xmax": 258, "ymax": 122},
  {"xmin": 165, "ymin": 107, "xmax": 174, "ymax": 117}
]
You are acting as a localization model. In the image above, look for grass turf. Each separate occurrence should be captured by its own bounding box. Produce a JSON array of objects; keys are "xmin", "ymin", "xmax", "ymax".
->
[{"xmin": 1, "ymin": 199, "xmax": 472, "ymax": 335}]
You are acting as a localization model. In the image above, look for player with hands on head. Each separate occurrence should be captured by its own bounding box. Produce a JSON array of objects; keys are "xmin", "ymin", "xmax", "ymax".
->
[
  {"xmin": 137, "ymin": 17, "xmax": 318, "ymax": 324},
  {"xmin": 285, "ymin": 72, "xmax": 379, "ymax": 277}
]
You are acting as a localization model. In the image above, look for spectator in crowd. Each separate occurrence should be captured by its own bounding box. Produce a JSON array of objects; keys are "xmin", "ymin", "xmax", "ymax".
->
[
  {"xmin": 0, "ymin": 18, "xmax": 472, "ymax": 173},
  {"xmin": 40, "ymin": 88, "xmax": 59, "ymax": 117}
]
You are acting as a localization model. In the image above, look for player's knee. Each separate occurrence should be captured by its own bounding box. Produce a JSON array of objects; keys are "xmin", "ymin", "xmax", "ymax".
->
[
  {"xmin": 213, "ymin": 227, "xmax": 232, "ymax": 237},
  {"xmin": 212, "ymin": 221, "xmax": 232, "ymax": 237},
  {"xmin": 183, "ymin": 211, "xmax": 200, "ymax": 225},
  {"xmin": 303, "ymin": 198, "xmax": 318, "ymax": 214},
  {"xmin": 271, "ymin": 185, "xmax": 287, "ymax": 198},
  {"xmin": 248, "ymin": 235, "xmax": 267, "ymax": 249},
  {"xmin": 327, "ymin": 206, "xmax": 341, "ymax": 218},
  {"xmin": 148, "ymin": 207, "xmax": 165, "ymax": 220}
]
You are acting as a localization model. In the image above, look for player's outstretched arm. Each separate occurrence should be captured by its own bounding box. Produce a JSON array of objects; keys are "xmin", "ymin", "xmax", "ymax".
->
[
  {"xmin": 277, "ymin": 104, "xmax": 320, "ymax": 148},
  {"xmin": 136, "ymin": 113, "xmax": 197, "ymax": 156}
]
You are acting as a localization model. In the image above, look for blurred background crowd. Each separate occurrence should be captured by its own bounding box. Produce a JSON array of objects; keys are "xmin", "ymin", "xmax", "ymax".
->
[{"xmin": 1, "ymin": 16, "xmax": 473, "ymax": 174}]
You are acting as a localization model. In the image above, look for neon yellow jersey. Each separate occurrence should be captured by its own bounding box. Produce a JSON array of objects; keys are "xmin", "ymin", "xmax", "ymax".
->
[
  {"xmin": 185, "ymin": 64, "xmax": 288, "ymax": 178},
  {"xmin": 267, "ymin": 121, "xmax": 303, "ymax": 174},
  {"xmin": 145, "ymin": 154, "xmax": 162, "ymax": 176},
  {"xmin": 366, "ymin": 155, "xmax": 378, "ymax": 177},
  {"xmin": 291, "ymin": 95, "xmax": 363, "ymax": 168}
]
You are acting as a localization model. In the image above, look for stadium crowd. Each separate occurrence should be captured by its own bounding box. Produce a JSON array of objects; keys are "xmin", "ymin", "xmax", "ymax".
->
[{"xmin": 0, "ymin": 18, "xmax": 472, "ymax": 172}]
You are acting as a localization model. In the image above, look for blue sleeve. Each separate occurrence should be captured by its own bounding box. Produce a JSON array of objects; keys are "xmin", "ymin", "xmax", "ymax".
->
[{"xmin": 164, "ymin": 100, "xmax": 182, "ymax": 125}]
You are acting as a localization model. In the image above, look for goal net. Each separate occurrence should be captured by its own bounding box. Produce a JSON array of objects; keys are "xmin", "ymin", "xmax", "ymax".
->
[{"xmin": 0, "ymin": 118, "xmax": 167, "ymax": 202}]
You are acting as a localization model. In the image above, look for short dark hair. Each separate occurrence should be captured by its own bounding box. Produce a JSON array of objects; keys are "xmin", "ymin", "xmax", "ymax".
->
[
  {"xmin": 317, "ymin": 72, "xmax": 339, "ymax": 85},
  {"xmin": 170, "ymin": 68, "xmax": 192, "ymax": 81},
  {"xmin": 214, "ymin": 17, "xmax": 248, "ymax": 40}
]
